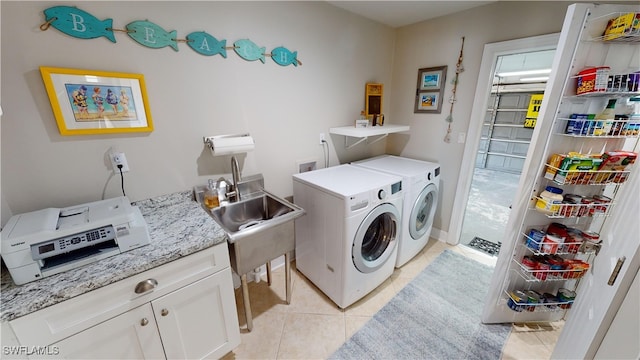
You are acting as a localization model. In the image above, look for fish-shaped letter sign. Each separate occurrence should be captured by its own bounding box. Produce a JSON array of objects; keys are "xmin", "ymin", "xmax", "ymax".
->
[
  {"xmin": 126, "ymin": 20, "xmax": 179, "ymax": 51},
  {"xmin": 43, "ymin": 6, "xmax": 116, "ymax": 43},
  {"xmin": 271, "ymin": 47, "xmax": 300, "ymax": 67},
  {"xmin": 186, "ymin": 31, "xmax": 227, "ymax": 58},
  {"xmin": 234, "ymin": 39, "xmax": 266, "ymax": 63}
]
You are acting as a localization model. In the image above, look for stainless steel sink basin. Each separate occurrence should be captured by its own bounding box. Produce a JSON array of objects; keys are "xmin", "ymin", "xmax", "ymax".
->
[
  {"xmin": 195, "ymin": 183, "xmax": 305, "ymax": 331},
  {"xmin": 211, "ymin": 190, "xmax": 304, "ymax": 274},
  {"xmin": 210, "ymin": 192, "xmax": 302, "ymax": 242}
]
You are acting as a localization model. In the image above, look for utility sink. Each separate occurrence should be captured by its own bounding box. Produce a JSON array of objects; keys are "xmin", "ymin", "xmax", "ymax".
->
[
  {"xmin": 194, "ymin": 182, "xmax": 305, "ymax": 331},
  {"xmin": 209, "ymin": 190, "xmax": 304, "ymax": 274}
]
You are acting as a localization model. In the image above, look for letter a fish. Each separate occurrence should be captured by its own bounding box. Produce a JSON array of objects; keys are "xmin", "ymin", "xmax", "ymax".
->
[
  {"xmin": 270, "ymin": 47, "xmax": 300, "ymax": 67},
  {"xmin": 186, "ymin": 31, "xmax": 227, "ymax": 58},
  {"xmin": 126, "ymin": 20, "xmax": 179, "ymax": 51},
  {"xmin": 43, "ymin": 6, "xmax": 116, "ymax": 43},
  {"xmin": 234, "ymin": 39, "xmax": 266, "ymax": 63}
]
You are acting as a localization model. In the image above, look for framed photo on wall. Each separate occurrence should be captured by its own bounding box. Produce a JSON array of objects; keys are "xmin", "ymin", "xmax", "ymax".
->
[
  {"xmin": 40, "ymin": 67, "xmax": 153, "ymax": 135},
  {"xmin": 414, "ymin": 65, "xmax": 447, "ymax": 113}
]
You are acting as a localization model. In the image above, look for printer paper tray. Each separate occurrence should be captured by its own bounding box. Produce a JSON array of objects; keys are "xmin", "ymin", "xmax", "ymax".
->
[{"xmin": 41, "ymin": 240, "xmax": 120, "ymax": 273}]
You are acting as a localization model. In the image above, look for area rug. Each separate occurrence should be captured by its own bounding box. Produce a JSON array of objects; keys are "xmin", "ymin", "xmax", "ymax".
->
[
  {"xmin": 330, "ymin": 250, "xmax": 511, "ymax": 360},
  {"xmin": 468, "ymin": 236, "xmax": 502, "ymax": 256}
]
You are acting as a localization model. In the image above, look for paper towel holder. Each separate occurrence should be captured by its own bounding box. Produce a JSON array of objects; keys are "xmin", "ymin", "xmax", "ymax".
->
[{"xmin": 203, "ymin": 133, "xmax": 255, "ymax": 156}]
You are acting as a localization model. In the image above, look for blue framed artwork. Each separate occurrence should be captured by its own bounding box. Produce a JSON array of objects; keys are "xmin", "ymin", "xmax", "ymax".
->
[{"xmin": 415, "ymin": 65, "xmax": 447, "ymax": 113}]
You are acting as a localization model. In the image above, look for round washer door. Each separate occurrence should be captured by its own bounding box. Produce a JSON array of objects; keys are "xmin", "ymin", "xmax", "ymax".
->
[
  {"xmin": 409, "ymin": 183, "xmax": 438, "ymax": 240},
  {"xmin": 352, "ymin": 203, "xmax": 399, "ymax": 274}
]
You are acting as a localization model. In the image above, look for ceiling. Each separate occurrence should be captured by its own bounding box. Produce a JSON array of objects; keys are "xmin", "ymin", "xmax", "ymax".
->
[
  {"xmin": 327, "ymin": 0, "xmax": 557, "ymax": 87},
  {"xmin": 326, "ymin": 1, "xmax": 497, "ymax": 28}
]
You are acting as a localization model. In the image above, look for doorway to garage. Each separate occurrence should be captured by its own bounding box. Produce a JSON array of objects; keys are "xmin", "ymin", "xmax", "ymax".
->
[{"xmin": 459, "ymin": 47, "xmax": 557, "ymax": 255}]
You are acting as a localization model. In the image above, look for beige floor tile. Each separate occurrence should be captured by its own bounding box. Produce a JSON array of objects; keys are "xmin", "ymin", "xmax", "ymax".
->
[
  {"xmin": 501, "ymin": 330, "xmax": 552, "ymax": 360},
  {"xmin": 389, "ymin": 272, "xmax": 414, "ymax": 293},
  {"xmin": 225, "ymin": 244, "xmax": 561, "ymax": 360},
  {"xmin": 344, "ymin": 277, "xmax": 396, "ymax": 316},
  {"xmin": 421, "ymin": 239, "xmax": 454, "ymax": 263},
  {"xmin": 286, "ymin": 270, "xmax": 343, "ymax": 315},
  {"xmin": 222, "ymin": 311, "xmax": 286, "ymax": 360},
  {"xmin": 277, "ymin": 313, "xmax": 345, "ymax": 359},
  {"xmin": 392, "ymin": 251, "xmax": 430, "ymax": 279},
  {"xmin": 345, "ymin": 315, "xmax": 371, "ymax": 339}
]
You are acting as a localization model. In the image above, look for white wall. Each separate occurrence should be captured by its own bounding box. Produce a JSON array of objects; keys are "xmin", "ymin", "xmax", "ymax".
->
[
  {"xmin": 1, "ymin": 1, "xmax": 395, "ymax": 223},
  {"xmin": 387, "ymin": 1, "xmax": 577, "ymax": 236}
]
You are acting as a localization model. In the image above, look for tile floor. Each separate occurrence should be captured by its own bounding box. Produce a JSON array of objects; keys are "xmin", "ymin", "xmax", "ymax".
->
[{"xmin": 222, "ymin": 240, "xmax": 562, "ymax": 360}]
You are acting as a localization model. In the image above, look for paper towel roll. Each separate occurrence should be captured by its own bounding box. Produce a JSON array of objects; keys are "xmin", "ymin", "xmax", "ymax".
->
[{"xmin": 208, "ymin": 135, "xmax": 255, "ymax": 156}]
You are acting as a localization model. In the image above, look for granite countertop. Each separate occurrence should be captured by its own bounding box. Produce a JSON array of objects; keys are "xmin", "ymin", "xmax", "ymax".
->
[{"xmin": 0, "ymin": 190, "xmax": 227, "ymax": 323}]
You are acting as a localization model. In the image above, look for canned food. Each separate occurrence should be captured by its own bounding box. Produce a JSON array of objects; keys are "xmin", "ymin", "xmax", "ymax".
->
[
  {"xmin": 542, "ymin": 292, "xmax": 559, "ymax": 309},
  {"xmin": 526, "ymin": 229, "xmax": 545, "ymax": 251},
  {"xmin": 547, "ymin": 255, "xmax": 565, "ymax": 278},
  {"xmin": 547, "ymin": 222, "xmax": 568, "ymax": 239},
  {"xmin": 525, "ymin": 290, "xmax": 542, "ymax": 312},
  {"xmin": 542, "ymin": 234, "xmax": 563, "ymax": 254},
  {"xmin": 522, "ymin": 256, "xmax": 538, "ymax": 270},
  {"xmin": 578, "ymin": 197, "xmax": 594, "ymax": 217},
  {"xmin": 536, "ymin": 260, "xmax": 551, "ymax": 281},
  {"xmin": 508, "ymin": 290, "xmax": 528, "ymax": 312},
  {"xmin": 583, "ymin": 231, "xmax": 600, "ymax": 243},
  {"xmin": 563, "ymin": 194, "xmax": 584, "ymax": 217},
  {"xmin": 557, "ymin": 288, "xmax": 576, "ymax": 309},
  {"xmin": 591, "ymin": 195, "xmax": 612, "ymax": 215},
  {"xmin": 564, "ymin": 228, "xmax": 584, "ymax": 254}
]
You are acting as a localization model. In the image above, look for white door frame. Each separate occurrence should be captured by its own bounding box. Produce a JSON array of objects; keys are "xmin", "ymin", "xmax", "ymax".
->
[{"xmin": 448, "ymin": 33, "xmax": 560, "ymax": 245}]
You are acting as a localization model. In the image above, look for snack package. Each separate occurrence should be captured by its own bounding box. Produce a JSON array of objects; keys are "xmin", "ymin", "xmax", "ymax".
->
[
  {"xmin": 554, "ymin": 153, "xmax": 602, "ymax": 185},
  {"xmin": 598, "ymin": 151, "xmax": 638, "ymax": 183}
]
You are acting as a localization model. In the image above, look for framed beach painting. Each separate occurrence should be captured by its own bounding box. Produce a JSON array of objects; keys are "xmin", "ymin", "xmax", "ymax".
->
[
  {"xmin": 414, "ymin": 66, "xmax": 447, "ymax": 113},
  {"xmin": 40, "ymin": 67, "xmax": 153, "ymax": 135}
]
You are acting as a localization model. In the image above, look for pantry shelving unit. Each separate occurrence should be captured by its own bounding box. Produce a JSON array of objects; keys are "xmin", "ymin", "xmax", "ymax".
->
[
  {"xmin": 497, "ymin": 10, "xmax": 640, "ymax": 316},
  {"xmin": 329, "ymin": 124, "xmax": 410, "ymax": 149}
]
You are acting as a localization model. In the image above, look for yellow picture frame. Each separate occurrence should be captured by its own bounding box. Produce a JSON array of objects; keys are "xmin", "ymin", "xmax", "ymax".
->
[{"xmin": 40, "ymin": 66, "xmax": 153, "ymax": 135}]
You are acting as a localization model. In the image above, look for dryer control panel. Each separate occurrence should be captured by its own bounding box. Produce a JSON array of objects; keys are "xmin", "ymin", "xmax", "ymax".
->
[{"xmin": 391, "ymin": 181, "xmax": 402, "ymax": 194}]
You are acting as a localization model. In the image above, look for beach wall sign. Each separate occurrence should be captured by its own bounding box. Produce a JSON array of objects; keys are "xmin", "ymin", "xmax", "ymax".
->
[{"xmin": 40, "ymin": 5, "xmax": 302, "ymax": 67}]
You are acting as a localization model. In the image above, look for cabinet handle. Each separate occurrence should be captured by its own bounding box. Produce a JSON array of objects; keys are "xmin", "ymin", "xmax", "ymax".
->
[
  {"xmin": 607, "ymin": 256, "xmax": 626, "ymax": 286},
  {"xmin": 140, "ymin": 318, "xmax": 149, "ymax": 326},
  {"xmin": 161, "ymin": 308, "xmax": 169, "ymax": 316},
  {"xmin": 134, "ymin": 279, "xmax": 158, "ymax": 294}
]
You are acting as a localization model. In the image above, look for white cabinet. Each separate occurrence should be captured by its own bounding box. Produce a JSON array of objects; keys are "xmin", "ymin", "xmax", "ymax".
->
[
  {"xmin": 53, "ymin": 304, "xmax": 165, "ymax": 359},
  {"xmin": 6, "ymin": 243, "xmax": 240, "ymax": 360},
  {"xmin": 153, "ymin": 270, "xmax": 238, "ymax": 360}
]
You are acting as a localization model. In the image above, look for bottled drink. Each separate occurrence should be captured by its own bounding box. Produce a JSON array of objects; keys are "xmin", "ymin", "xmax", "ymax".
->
[{"xmin": 593, "ymin": 99, "xmax": 617, "ymax": 136}]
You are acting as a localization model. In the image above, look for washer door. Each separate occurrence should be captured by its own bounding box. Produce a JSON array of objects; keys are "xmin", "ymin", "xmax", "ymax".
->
[
  {"xmin": 352, "ymin": 203, "xmax": 399, "ymax": 273},
  {"xmin": 409, "ymin": 183, "xmax": 438, "ymax": 240}
]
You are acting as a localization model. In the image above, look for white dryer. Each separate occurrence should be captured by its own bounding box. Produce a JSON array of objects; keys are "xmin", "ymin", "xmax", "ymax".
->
[
  {"xmin": 353, "ymin": 155, "xmax": 440, "ymax": 267},
  {"xmin": 293, "ymin": 164, "xmax": 403, "ymax": 309}
]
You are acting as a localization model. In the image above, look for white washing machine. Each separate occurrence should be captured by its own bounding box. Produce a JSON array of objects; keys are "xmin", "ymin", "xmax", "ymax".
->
[
  {"xmin": 292, "ymin": 164, "xmax": 403, "ymax": 309},
  {"xmin": 353, "ymin": 155, "xmax": 440, "ymax": 267}
]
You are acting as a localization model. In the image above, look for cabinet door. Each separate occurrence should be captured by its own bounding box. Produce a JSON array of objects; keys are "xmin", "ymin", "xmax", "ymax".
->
[
  {"xmin": 153, "ymin": 269, "xmax": 240, "ymax": 360},
  {"xmin": 53, "ymin": 304, "xmax": 165, "ymax": 359}
]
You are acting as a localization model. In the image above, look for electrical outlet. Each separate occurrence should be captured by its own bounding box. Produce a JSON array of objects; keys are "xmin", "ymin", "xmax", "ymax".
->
[
  {"xmin": 319, "ymin": 133, "xmax": 326, "ymax": 145},
  {"xmin": 111, "ymin": 152, "xmax": 130, "ymax": 173}
]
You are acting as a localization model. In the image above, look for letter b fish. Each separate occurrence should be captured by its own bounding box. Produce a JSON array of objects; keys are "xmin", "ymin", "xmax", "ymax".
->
[{"xmin": 43, "ymin": 6, "xmax": 116, "ymax": 43}]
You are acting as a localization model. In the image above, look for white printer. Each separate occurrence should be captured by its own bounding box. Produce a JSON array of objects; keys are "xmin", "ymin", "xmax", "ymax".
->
[{"xmin": 1, "ymin": 196, "xmax": 151, "ymax": 285}]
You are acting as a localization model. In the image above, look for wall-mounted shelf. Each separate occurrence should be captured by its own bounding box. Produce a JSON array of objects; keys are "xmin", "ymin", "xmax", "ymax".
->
[{"xmin": 329, "ymin": 124, "xmax": 410, "ymax": 149}]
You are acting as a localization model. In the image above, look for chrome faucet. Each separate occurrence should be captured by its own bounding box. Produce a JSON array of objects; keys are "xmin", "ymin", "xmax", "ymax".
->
[{"xmin": 230, "ymin": 155, "xmax": 242, "ymax": 201}]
